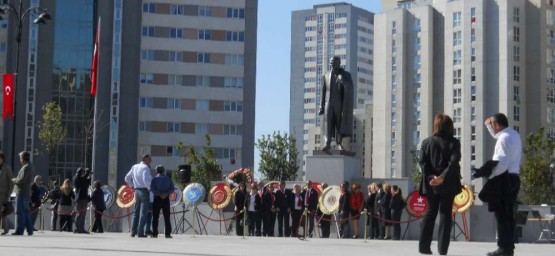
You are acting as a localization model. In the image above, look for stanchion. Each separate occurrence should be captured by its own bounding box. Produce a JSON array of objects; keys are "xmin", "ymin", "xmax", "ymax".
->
[
  {"xmin": 363, "ymin": 209, "xmax": 368, "ymax": 242},
  {"xmin": 192, "ymin": 205, "xmax": 197, "ymax": 237},
  {"xmin": 39, "ymin": 205, "xmax": 44, "ymax": 232},
  {"xmin": 242, "ymin": 207, "xmax": 247, "ymax": 239},
  {"xmin": 303, "ymin": 208, "xmax": 308, "ymax": 240}
]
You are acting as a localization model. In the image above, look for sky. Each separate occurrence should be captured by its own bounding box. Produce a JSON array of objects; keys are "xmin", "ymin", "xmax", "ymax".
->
[{"xmin": 254, "ymin": 1, "xmax": 382, "ymax": 174}]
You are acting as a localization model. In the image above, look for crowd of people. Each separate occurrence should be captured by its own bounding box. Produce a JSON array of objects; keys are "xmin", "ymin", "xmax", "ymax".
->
[{"xmin": 232, "ymin": 179, "xmax": 407, "ymax": 240}]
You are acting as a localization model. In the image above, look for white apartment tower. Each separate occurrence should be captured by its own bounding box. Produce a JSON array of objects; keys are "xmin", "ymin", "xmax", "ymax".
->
[
  {"xmin": 290, "ymin": 3, "xmax": 374, "ymax": 178},
  {"xmin": 374, "ymin": 0, "xmax": 550, "ymax": 187}
]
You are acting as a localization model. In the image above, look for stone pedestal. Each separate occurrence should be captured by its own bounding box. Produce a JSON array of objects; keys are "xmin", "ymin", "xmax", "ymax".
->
[{"xmin": 305, "ymin": 150, "xmax": 361, "ymax": 185}]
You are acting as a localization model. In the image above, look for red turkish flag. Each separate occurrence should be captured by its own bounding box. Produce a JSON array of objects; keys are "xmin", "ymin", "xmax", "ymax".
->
[
  {"xmin": 90, "ymin": 23, "xmax": 99, "ymax": 96},
  {"xmin": 3, "ymin": 73, "xmax": 14, "ymax": 120}
]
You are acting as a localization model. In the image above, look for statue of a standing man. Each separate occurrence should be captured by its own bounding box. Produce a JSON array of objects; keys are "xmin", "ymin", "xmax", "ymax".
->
[{"xmin": 318, "ymin": 56, "xmax": 354, "ymax": 151}]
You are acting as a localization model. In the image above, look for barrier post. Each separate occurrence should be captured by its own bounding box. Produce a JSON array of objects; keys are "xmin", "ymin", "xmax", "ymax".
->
[
  {"xmin": 242, "ymin": 207, "xmax": 247, "ymax": 239},
  {"xmin": 303, "ymin": 208, "xmax": 308, "ymax": 240},
  {"xmin": 39, "ymin": 205, "xmax": 43, "ymax": 231},
  {"xmin": 192, "ymin": 206, "xmax": 197, "ymax": 237},
  {"xmin": 363, "ymin": 209, "xmax": 368, "ymax": 242}
]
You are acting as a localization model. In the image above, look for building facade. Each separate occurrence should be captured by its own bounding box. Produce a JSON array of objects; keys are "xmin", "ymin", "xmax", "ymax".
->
[
  {"xmin": 373, "ymin": 0, "xmax": 550, "ymax": 188},
  {"xmin": 290, "ymin": 3, "xmax": 374, "ymax": 179},
  {"xmin": 1, "ymin": 0, "xmax": 256, "ymax": 187}
]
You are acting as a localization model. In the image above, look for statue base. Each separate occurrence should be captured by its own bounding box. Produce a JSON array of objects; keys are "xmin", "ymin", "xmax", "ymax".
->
[{"xmin": 305, "ymin": 150, "xmax": 361, "ymax": 186}]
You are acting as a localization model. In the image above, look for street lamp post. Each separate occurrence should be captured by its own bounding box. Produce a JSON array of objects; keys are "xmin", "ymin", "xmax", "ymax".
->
[{"xmin": 0, "ymin": 0, "xmax": 51, "ymax": 170}]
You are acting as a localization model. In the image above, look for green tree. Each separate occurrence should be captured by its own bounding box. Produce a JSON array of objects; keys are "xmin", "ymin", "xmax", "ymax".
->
[
  {"xmin": 520, "ymin": 127, "xmax": 555, "ymax": 205},
  {"xmin": 38, "ymin": 101, "xmax": 67, "ymax": 176},
  {"xmin": 257, "ymin": 131, "xmax": 299, "ymax": 181},
  {"xmin": 410, "ymin": 147, "xmax": 422, "ymax": 191},
  {"xmin": 177, "ymin": 134, "xmax": 222, "ymax": 191}
]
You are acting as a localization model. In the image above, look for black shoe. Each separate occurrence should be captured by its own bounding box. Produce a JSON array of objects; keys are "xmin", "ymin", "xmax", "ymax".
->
[
  {"xmin": 165, "ymin": 235, "xmax": 173, "ymax": 239},
  {"xmin": 130, "ymin": 234, "xmax": 136, "ymax": 238},
  {"xmin": 27, "ymin": 232, "xmax": 33, "ymax": 236},
  {"xmin": 322, "ymin": 145, "xmax": 331, "ymax": 151},
  {"xmin": 137, "ymin": 235, "xmax": 147, "ymax": 238},
  {"xmin": 487, "ymin": 248, "xmax": 513, "ymax": 256},
  {"xmin": 419, "ymin": 249, "xmax": 432, "ymax": 255},
  {"xmin": 151, "ymin": 235, "xmax": 158, "ymax": 238},
  {"xmin": 1, "ymin": 231, "xmax": 8, "ymax": 235},
  {"xmin": 11, "ymin": 232, "xmax": 23, "ymax": 236}
]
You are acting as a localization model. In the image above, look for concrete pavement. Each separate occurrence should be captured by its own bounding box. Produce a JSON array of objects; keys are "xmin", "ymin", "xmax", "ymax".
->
[{"xmin": 0, "ymin": 231, "xmax": 554, "ymax": 256}]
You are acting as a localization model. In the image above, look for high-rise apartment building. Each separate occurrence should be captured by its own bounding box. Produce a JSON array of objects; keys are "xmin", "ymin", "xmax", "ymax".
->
[
  {"xmin": 139, "ymin": 0, "xmax": 257, "ymax": 177},
  {"xmin": 373, "ymin": 0, "xmax": 550, "ymax": 188},
  {"xmin": 290, "ymin": 3, "xmax": 374, "ymax": 178},
  {"xmin": 1, "ymin": 0, "xmax": 257, "ymax": 187}
]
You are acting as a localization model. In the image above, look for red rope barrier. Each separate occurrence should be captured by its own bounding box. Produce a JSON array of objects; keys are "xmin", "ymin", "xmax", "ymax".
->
[
  {"xmin": 197, "ymin": 209, "xmax": 244, "ymax": 222},
  {"xmin": 311, "ymin": 211, "xmax": 422, "ymax": 224}
]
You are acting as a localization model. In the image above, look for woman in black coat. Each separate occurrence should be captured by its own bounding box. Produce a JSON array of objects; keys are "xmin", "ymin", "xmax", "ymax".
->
[
  {"xmin": 389, "ymin": 186, "xmax": 406, "ymax": 240},
  {"xmin": 365, "ymin": 183, "xmax": 378, "ymax": 239},
  {"xmin": 418, "ymin": 113, "xmax": 462, "ymax": 255},
  {"xmin": 91, "ymin": 181, "xmax": 106, "ymax": 233},
  {"xmin": 379, "ymin": 183, "xmax": 392, "ymax": 239}
]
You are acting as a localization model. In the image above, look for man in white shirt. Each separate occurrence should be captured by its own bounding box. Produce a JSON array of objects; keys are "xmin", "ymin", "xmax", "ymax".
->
[
  {"xmin": 484, "ymin": 113, "xmax": 521, "ymax": 256},
  {"xmin": 125, "ymin": 154, "xmax": 152, "ymax": 238}
]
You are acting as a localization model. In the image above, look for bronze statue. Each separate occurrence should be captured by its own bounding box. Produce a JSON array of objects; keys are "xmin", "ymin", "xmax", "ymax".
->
[{"xmin": 319, "ymin": 56, "xmax": 354, "ymax": 151}]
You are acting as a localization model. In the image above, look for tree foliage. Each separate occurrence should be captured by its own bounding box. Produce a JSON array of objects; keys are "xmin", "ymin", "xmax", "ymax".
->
[
  {"xmin": 177, "ymin": 134, "xmax": 222, "ymax": 191},
  {"xmin": 257, "ymin": 131, "xmax": 299, "ymax": 181},
  {"xmin": 38, "ymin": 101, "xmax": 66, "ymax": 174},
  {"xmin": 410, "ymin": 147, "xmax": 423, "ymax": 191},
  {"xmin": 520, "ymin": 127, "xmax": 555, "ymax": 205}
]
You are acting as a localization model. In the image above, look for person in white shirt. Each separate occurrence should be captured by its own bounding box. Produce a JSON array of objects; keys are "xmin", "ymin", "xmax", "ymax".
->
[
  {"xmin": 124, "ymin": 154, "xmax": 152, "ymax": 238},
  {"xmin": 484, "ymin": 113, "xmax": 521, "ymax": 256}
]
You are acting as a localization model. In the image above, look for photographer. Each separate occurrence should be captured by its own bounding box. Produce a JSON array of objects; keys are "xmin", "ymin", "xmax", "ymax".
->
[
  {"xmin": 73, "ymin": 167, "xmax": 92, "ymax": 233},
  {"xmin": 43, "ymin": 181, "xmax": 61, "ymax": 231}
]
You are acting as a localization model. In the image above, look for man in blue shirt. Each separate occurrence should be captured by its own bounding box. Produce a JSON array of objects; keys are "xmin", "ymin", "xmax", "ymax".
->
[{"xmin": 150, "ymin": 165, "xmax": 174, "ymax": 238}]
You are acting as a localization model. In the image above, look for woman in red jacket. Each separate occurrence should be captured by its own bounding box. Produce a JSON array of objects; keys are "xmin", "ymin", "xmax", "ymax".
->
[{"xmin": 349, "ymin": 183, "xmax": 364, "ymax": 238}]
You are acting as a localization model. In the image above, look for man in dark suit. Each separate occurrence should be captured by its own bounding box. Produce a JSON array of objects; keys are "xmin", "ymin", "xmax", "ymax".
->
[
  {"xmin": 338, "ymin": 182, "xmax": 350, "ymax": 238},
  {"xmin": 374, "ymin": 183, "xmax": 385, "ymax": 239},
  {"xmin": 302, "ymin": 180, "xmax": 318, "ymax": 237},
  {"xmin": 255, "ymin": 181, "xmax": 265, "ymax": 236},
  {"xmin": 262, "ymin": 185, "xmax": 276, "ymax": 236},
  {"xmin": 234, "ymin": 182, "xmax": 247, "ymax": 236},
  {"xmin": 291, "ymin": 184, "xmax": 304, "ymax": 237},
  {"xmin": 275, "ymin": 181, "xmax": 292, "ymax": 237},
  {"xmin": 245, "ymin": 182, "xmax": 261, "ymax": 236}
]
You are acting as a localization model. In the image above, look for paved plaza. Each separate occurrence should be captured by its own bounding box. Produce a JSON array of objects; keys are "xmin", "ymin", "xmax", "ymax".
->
[{"xmin": 0, "ymin": 231, "xmax": 553, "ymax": 256}]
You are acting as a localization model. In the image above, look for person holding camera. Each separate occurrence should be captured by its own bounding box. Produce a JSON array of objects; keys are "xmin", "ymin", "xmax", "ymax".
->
[
  {"xmin": 0, "ymin": 151, "xmax": 14, "ymax": 235},
  {"xmin": 73, "ymin": 167, "xmax": 92, "ymax": 234}
]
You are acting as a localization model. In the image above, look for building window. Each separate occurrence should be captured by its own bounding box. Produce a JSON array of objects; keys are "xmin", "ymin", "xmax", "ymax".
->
[
  {"xmin": 548, "ymin": 88, "xmax": 555, "ymax": 104},
  {"xmin": 414, "ymin": 73, "xmax": 421, "ymax": 88},
  {"xmin": 199, "ymin": 30, "xmax": 212, "ymax": 40},
  {"xmin": 392, "ymin": 21, "xmax": 397, "ymax": 35},
  {"xmin": 471, "ymin": 145, "xmax": 476, "ymax": 161},
  {"xmin": 471, "ymin": 67, "xmax": 476, "ymax": 82},
  {"xmin": 453, "ymin": 12, "xmax": 462, "ymax": 27},
  {"xmin": 513, "ymin": 7, "xmax": 520, "ymax": 23},
  {"xmin": 142, "ymin": 3, "xmax": 156, "ymax": 13},
  {"xmin": 415, "ymin": 37, "xmax": 421, "ymax": 51},
  {"xmin": 227, "ymin": 8, "xmax": 245, "ymax": 19},
  {"xmin": 392, "ymin": 57, "xmax": 397, "ymax": 72},
  {"xmin": 142, "ymin": 26, "xmax": 155, "ymax": 37},
  {"xmin": 226, "ymin": 31, "xmax": 245, "ymax": 42},
  {"xmin": 140, "ymin": 73, "xmax": 153, "ymax": 84},
  {"xmin": 471, "ymin": 125, "xmax": 476, "ymax": 141},
  {"xmin": 471, "ymin": 28, "xmax": 476, "ymax": 42},
  {"xmin": 514, "ymin": 105, "xmax": 520, "ymax": 121},
  {"xmin": 0, "ymin": 42, "xmax": 7, "ymax": 53},
  {"xmin": 198, "ymin": 53, "xmax": 211, "ymax": 63},
  {"xmin": 453, "ymin": 108, "xmax": 462, "ymax": 123},
  {"xmin": 514, "ymin": 46, "xmax": 520, "ymax": 62},
  {"xmin": 549, "ymin": 108, "xmax": 555, "ymax": 123},
  {"xmin": 471, "ymin": 48, "xmax": 476, "ymax": 62},
  {"xmin": 413, "ymin": 130, "xmax": 420, "ymax": 146},
  {"xmin": 471, "ymin": 7, "xmax": 476, "ymax": 23},
  {"xmin": 168, "ymin": 75, "xmax": 182, "ymax": 86},
  {"xmin": 392, "ymin": 39, "xmax": 397, "ymax": 54},
  {"xmin": 513, "ymin": 66, "xmax": 520, "ymax": 81},
  {"xmin": 391, "ymin": 112, "xmax": 397, "ymax": 126},
  {"xmin": 392, "ymin": 75, "xmax": 397, "ymax": 90},
  {"xmin": 170, "ymin": 4, "xmax": 184, "ymax": 15},
  {"xmin": 167, "ymin": 99, "xmax": 181, "ymax": 109},
  {"xmin": 224, "ymin": 125, "xmax": 242, "ymax": 135},
  {"xmin": 391, "ymin": 94, "xmax": 397, "ymax": 108},
  {"xmin": 139, "ymin": 97, "xmax": 153, "ymax": 108},
  {"xmin": 453, "ymin": 31, "xmax": 462, "ymax": 46},
  {"xmin": 414, "ymin": 18, "xmax": 421, "ymax": 32},
  {"xmin": 167, "ymin": 122, "xmax": 180, "ymax": 133},
  {"xmin": 170, "ymin": 28, "xmax": 183, "ymax": 38},
  {"xmin": 453, "ymin": 89, "xmax": 462, "ymax": 104},
  {"xmin": 453, "ymin": 50, "xmax": 462, "ymax": 65},
  {"xmin": 196, "ymin": 76, "xmax": 210, "ymax": 87},
  {"xmin": 453, "ymin": 69, "xmax": 462, "ymax": 84},
  {"xmin": 224, "ymin": 77, "xmax": 244, "ymax": 88},
  {"xmin": 169, "ymin": 51, "xmax": 182, "ymax": 62},
  {"xmin": 224, "ymin": 101, "xmax": 243, "ymax": 112},
  {"xmin": 471, "ymin": 85, "xmax": 477, "ymax": 101},
  {"xmin": 471, "ymin": 106, "xmax": 476, "ymax": 121},
  {"xmin": 196, "ymin": 100, "xmax": 209, "ymax": 111},
  {"xmin": 514, "ymin": 85, "xmax": 520, "ymax": 102},
  {"xmin": 455, "ymin": 127, "xmax": 462, "ymax": 140},
  {"xmin": 141, "ymin": 50, "xmax": 155, "ymax": 60},
  {"xmin": 199, "ymin": 6, "xmax": 212, "ymax": 16},
  {"xmin": 513, "ymin": 27, "xmax": 520, "ymax": 42},
  {"xmin": 196, "ymin": 123, "xmax": 209, "ymax": 135},
  {"xmin": 414, "ymin": 55, "xmax": 421, "ymax": 70},
  {"xmin": 549, "ymin": 69, "xmax": 555, "ymax": 84}
]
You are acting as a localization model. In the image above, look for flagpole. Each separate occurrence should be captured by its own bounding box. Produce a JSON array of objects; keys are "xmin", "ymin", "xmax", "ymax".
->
[{"xmin": 89, "ymin": 16, "xmax": 100, "ymax": 232}]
